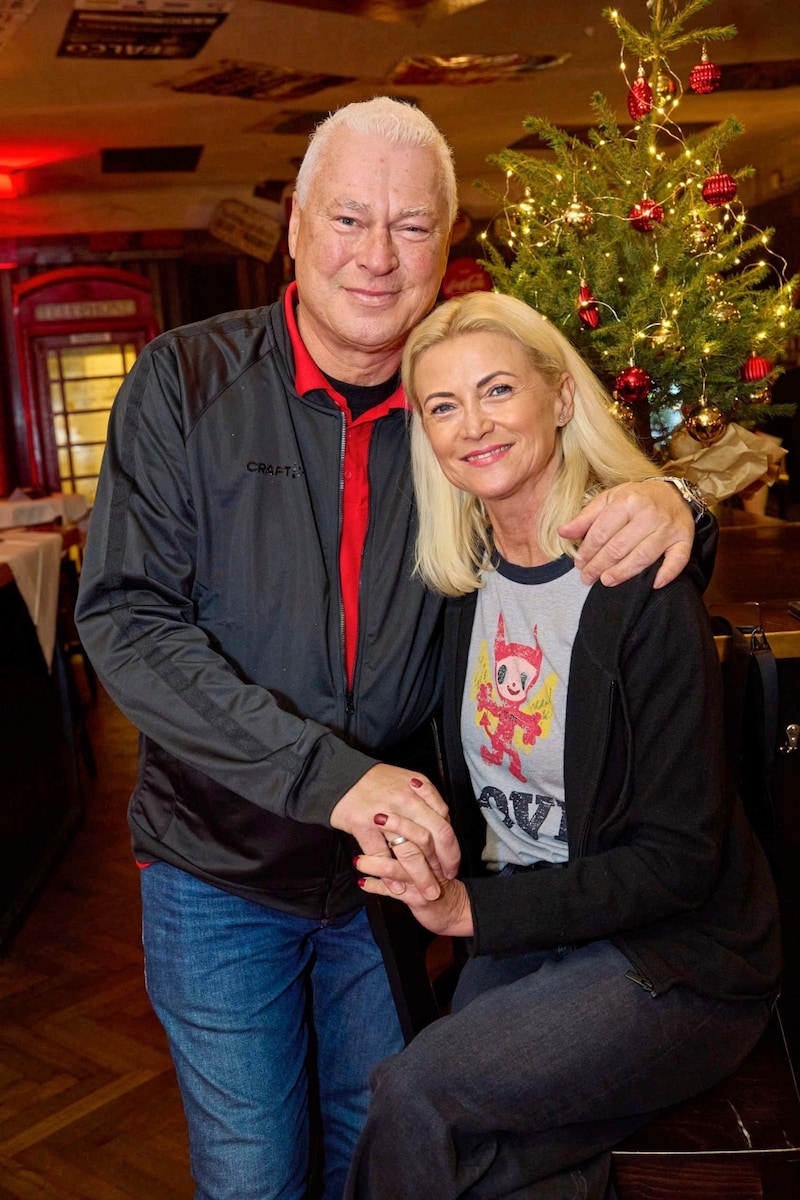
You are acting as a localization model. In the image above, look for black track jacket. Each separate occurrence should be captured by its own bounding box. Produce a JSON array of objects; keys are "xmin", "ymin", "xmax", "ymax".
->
[{"xmin": 75, "ymin": 292, "xmax": 444, "ymax": 919}]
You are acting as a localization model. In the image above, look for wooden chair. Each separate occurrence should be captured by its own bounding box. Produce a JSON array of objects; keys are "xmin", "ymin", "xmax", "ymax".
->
[
  {"xmin": 417, "ymin": 934, "xmax": 800, "ymax": 1200},
  {"xmin": 612, "ymin": 632, "xmax": 800, "ymax": 1199},
  {"xmin": 611, "ymin": 1006, "xmax": 800, "ymax": 1199}
]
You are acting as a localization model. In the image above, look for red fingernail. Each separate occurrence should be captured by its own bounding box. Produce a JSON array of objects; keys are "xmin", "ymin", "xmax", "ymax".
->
[
  {"xmin": 374, "ymin": 813, "xmax": 388, "ymax": 826},
  {"xmin": 410, "ymin": 778, "xmax": 423, "ymax": 788},
  {"xmin": 352, "ymin": 855, "xmax": 360, "ymax": 867},
  {"xmin": 357, "ymin": 878, "xmax": 366, "ymax": 888}
]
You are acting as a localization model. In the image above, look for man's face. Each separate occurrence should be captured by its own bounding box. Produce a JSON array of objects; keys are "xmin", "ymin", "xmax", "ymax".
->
[{"xmin": 288, "ymin": 130, "xmax": 452, "ymax": 380}]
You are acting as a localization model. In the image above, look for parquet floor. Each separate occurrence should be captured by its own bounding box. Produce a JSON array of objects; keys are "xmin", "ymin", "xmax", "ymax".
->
[
  {"xmin": 0, "ymin": 685, "xmax": 193, "ymax": 1199},
  {"xmin": 0, "ymin": 678, "xmax": 452, "ymax": 1200}
]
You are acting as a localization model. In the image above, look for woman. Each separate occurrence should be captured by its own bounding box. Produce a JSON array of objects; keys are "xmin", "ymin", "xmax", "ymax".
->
[{"xmin": 347, "ymin": 292, "xmax": 781, "ymax": 1200}]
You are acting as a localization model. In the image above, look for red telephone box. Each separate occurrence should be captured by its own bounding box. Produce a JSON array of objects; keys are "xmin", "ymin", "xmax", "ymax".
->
[{"xmin": 12, "ymin": 267, "xmax": 158, "ymax": 502}]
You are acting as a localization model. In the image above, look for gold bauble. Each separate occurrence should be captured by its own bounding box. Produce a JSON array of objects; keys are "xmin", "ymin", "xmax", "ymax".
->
[
  {"xmin": 712, "ymin": 300, "xmax": 740, "ymax": 323},
  {"xmin": 655, "ymin": 71, "xmax": 676, "ymax": 104},
  {"xmin": 684, "ymin": 402, "xmax": 727, "ymax": 445},
  {"xmin": 749, "ymin": 385, "xmax": 772, "ymax": 406},
  {"xmin": 650, "ymin": 321, "xmax": 672, "ymax": 346},
  {"xmin": 608, "ymin": 399, "xmax": 636, "ymax": 429},
  {"xmin": 685, "ymin": 220, "xmax": 719, "ymax": 255},
  {"xmin": 561, "ymin": 198, "xmax": 595, "ymax": 235},
  {"xmin": 649, "ymin": 321, "xmax": 683, "ymax": 355}
]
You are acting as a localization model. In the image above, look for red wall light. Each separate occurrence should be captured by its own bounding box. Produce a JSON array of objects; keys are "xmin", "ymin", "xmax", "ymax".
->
[{"xmin": 0, "ymin": 169, "xmax": 26, "ymax": 198}]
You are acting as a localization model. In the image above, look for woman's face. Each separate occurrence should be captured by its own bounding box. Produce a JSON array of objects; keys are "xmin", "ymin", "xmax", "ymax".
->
[{"xmin": 415, "ymin": 331, "xmax": 573, "ymax": 516}]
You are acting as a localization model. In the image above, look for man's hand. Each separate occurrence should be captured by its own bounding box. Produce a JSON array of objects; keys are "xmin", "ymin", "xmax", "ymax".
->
[
  {"xmin": 558, "ymin": 479, "xmax": 695, "ymax": 589},
  {"xmin": 330, "ymin": 764, "xmax": 460, "ymax": 900}
]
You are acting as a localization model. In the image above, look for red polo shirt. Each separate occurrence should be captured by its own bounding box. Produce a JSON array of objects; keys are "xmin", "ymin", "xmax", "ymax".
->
[{"xmin": 284, "ymin": 283, "xmax": 409, "ymax": 688}]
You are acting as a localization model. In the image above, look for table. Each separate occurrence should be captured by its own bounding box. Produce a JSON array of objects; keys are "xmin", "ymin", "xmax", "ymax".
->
[
  {"xmin": 0, "ymin": 492, "xmax": 89, "ymax": 530},
  {"xmin": 0, "ymin": 567, "xmax": 84, "ymax": 950},
  {"xmin": 704, "ymin": 510, "xmax": 800, "ymax": 611},
  {"xmin": 0, "ymin": 529, "xmax": 63, "ymax": 667},
  {"xmin": 705, "ymin": 510, "xmax": 800, "ymax": 659},
  {"xmin": 710, "ymin": 600, "xmax": 800, "ymax": 662}
]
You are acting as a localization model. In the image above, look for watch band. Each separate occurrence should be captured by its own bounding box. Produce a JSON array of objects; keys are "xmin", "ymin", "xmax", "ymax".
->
[{"xmin": 643, "ymin": 475, "xmax": 709, "ymax": 522}]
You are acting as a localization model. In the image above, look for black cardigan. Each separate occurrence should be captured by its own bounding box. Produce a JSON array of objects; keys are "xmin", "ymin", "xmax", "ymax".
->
[{"xmin": 442, "ymin": 560, "xmax": 781, "ymax": 1002}]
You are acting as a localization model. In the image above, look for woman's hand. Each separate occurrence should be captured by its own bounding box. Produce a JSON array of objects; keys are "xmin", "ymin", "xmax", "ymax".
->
[
  {"xmin": 330, "ymin": 765, "xmax": 460, "ymax": 901},
  {"xmin": 355, "ymin": 841, "xmax": 474, "ymax": 938},
  {"xmin": 558, "ymin": 479, "xmax": 694, "ymax": 589}
]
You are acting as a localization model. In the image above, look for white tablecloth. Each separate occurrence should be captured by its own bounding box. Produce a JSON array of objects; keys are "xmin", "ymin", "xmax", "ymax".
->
[
  {"xmin": 0, "ymin": 492, "xmax": 89, "ymax": 530},
  {"xmin": 0, "ymin": 530, "xmax": 63, "ymax": 668}
]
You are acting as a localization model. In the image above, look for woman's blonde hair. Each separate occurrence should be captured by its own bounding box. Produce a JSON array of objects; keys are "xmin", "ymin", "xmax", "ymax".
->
[{"xmin": 402, "ymin": 291, "xmax": 658, "ymax": 596}]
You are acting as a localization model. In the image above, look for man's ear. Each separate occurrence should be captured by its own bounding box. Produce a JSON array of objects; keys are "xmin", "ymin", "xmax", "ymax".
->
[{"xmin": 287, "ymin": 193, "xmax": 300, "ymax": 259}]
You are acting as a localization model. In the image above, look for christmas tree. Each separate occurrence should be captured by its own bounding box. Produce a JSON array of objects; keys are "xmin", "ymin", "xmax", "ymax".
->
[{"xmin": 480, "ymin": 0, "xmax": 800, "ymax": 498}]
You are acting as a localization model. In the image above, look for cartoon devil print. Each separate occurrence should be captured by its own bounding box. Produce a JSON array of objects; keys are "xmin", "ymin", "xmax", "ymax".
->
[
  {"xmin": 472, "ymin": 612, "xmax": 566, "ymax": 844},
  {"xmin": 476, "ymin": 614, "xmax": 544, "ymax": 783}
]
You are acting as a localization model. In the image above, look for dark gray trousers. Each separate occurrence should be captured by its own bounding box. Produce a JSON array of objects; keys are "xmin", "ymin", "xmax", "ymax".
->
[{"xmin": 345, "ymin": 939, "xmax": 771, "ymax": 1199}]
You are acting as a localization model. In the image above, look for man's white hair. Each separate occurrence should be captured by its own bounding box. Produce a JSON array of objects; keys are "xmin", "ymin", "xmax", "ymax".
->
[{"xmin": 294, "ymin": 96, "xmax": 458, "ymax": 225}]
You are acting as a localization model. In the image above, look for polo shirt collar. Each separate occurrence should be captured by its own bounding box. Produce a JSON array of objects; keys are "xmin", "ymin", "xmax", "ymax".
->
[{"xmin": 283, "ymin": 281, "xmax": 408, "ymax": 413}]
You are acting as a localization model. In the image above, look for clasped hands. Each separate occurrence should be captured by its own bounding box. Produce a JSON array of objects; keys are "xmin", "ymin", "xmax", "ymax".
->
[{"xmin": 329, "ymin": 763, "xmax": 474, "ymax": 938}]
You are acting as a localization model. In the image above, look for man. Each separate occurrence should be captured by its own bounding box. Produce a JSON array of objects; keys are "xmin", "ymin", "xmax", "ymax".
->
[{"xmin": 75, "ymin": 97, "xmax": 710, "ymax": 1200}]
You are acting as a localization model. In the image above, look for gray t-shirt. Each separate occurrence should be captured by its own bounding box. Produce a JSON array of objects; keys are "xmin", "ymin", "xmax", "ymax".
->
[{"xmin": 460, "ymin": 555, "xmax": 590, "ymax": 870}]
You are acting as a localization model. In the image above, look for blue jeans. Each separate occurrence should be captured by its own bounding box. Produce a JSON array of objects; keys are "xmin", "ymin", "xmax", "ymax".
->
[
  {"xmin": 346, "ymin": 940, "xmax": 771, "ymax": 1199},
  {"xmin": 140, "ymin": 862, "xmax": 404, "ymax": 1200}
]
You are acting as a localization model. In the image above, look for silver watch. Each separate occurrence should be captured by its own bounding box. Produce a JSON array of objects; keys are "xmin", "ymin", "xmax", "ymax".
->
[{"xmin": 644, "ymin": 476, "xmax": 708, "ymax": 523}]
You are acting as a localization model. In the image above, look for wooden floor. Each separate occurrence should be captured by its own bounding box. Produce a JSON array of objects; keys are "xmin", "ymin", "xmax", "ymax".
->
[
  {"xmin": 0, "ymin": 679, "xmax": 450, "ymax": 1200},
  {"xmin": 0, "ymin": 685, "xmax": 193, "ymax": 1200}
]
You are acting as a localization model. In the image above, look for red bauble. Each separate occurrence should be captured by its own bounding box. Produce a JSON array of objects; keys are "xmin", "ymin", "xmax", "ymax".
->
[
  {"xmin": 627, "ymin": 72, "xmax": 653, "ymax": 120},
  {"xmin": 629, "ymin": 198, "xmax": 664, "ymax": 232},
  {"xmin": 741, "ymin": 355, "xmax": 773, "ymax": 383},
  {"xmin": 577, "ymin": 284, "xmax": 600, "ymax": 329},
  {"xmin": 702, "ymin": 172, "xmax": 737, "ymax": 206},
  {"xmin": 689, "ymin": 59, "xmax": 722, "ymax": 94},
  {"xmin": 614, "ymin": 366, "xmax": 652, "ymax": 404}
]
